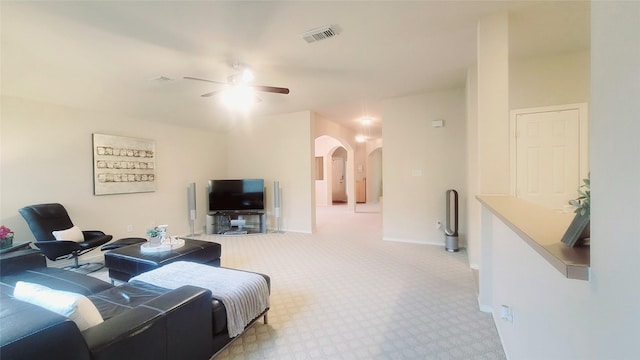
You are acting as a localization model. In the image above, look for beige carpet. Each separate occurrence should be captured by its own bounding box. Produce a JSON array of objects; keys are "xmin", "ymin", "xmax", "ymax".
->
[{"xmin": 185, "ymin": 205, "xmax": 506, "ymax": 360}]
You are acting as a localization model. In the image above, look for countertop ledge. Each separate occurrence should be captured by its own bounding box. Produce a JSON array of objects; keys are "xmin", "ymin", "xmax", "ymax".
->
[{"xmin": 477, "ymin": 195, "xmax": 590, "ymax": 281}]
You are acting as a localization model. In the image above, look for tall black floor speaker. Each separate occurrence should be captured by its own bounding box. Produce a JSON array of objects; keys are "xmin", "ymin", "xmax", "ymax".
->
[{"xmin": 187, "ymin": 182, "xmax": 197, "ymax": 235}]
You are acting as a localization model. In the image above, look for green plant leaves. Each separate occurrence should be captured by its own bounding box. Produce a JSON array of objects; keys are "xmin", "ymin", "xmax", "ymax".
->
[{"xmin": 569, "ymin": 173, "xmax": 590, "ymax": 216}]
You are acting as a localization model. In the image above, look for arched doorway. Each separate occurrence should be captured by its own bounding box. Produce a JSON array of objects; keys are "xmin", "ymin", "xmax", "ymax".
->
[
  {"xmin": 314, "ymin": 135, "xmax": 354, "ymax": 210},
  {"xmin": 331, "ymin": 147, "xmax": 348, "ymax": 204}
]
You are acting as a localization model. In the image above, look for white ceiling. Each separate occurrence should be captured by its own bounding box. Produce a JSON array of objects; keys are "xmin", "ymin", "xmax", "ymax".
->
[{"xmin": 1, "ymin": 1, "xmax": 590, "ymax": 138}]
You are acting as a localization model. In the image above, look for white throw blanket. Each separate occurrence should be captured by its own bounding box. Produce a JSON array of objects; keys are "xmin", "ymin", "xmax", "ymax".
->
[{"xmin": 130, "ymin": 261, "xmax": 269, "ymax": 337}]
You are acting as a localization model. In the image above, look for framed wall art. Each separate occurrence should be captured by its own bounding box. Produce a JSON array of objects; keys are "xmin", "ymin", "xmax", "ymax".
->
[{"xmin": 92, "ymin": 133, "xmax": 156, "ymax": 195}]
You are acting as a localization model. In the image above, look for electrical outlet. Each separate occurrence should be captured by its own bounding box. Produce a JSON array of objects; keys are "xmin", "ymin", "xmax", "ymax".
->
[
  {"xmin": 500, "ymin": 305, "xmax": 514, "ymax": 323},
  {"xmin": 126, "ymin": 224, "xmax": 133, "ymax": 233}
]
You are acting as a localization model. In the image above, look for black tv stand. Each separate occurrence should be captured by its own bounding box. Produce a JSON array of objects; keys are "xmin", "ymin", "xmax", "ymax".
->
[{"xmin": 205, "ymin": 211, "xmax": 266, "ymax": 235}]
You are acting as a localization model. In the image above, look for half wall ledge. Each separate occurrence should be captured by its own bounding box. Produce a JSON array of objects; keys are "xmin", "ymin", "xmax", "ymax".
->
[{"xmin": 477, "ymin": 195, "xmax": 590, "ymax": 281}]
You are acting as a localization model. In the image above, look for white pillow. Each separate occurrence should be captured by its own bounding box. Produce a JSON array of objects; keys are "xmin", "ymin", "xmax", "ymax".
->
[
  {"xmin": 52, "ymin": 225, "xmax": 84, "ymax": 242},
  {"xmin": 13, "ymin": 281, "xmax": 103, "ymax": 331}
]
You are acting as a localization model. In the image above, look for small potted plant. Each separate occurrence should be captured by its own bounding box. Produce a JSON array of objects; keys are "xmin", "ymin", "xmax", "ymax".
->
[
  {"xmin": 569, "ymin": 173, "xmax": 590, "ymax": 217},
  {"xmin": 561, "ymin": 173, "xmax": 590, "ymax": 247},
  {"xmin": 0, "ymin": 225, "xmax": 14, "ymax": 248},
  {"xmin": 146, "ymin": 226, "xmax": 164, "ymax": 246}
]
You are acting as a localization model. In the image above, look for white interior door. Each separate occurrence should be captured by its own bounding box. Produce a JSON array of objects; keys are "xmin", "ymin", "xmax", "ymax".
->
[{"xmin": 513, "ymin": 105, "xmax": 586, "ymax": 210}]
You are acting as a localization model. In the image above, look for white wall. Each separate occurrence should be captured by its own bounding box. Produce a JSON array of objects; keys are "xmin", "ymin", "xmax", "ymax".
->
[
  {"xmin": 465, "ymin": 66, "xmax": 480, "ymax": 269},
  {"xmin": 510, "ymin": 51, "xmax": 590, "ymax": 110},
  {"xmin": 468, "ymin": 22, "xmax": 591, "ymax": 270},
  {"xmin": 0, "ymin": 99, "xmax": 337, "ymax": 242},
  {"xmin": 366, "ymin": 146, "xmax": 383, "ymax": 203},
  {"xmin": 590, "ymin": 1, "xmax": 640, "ymax": 357},
  {"xmin": 481, "ymin": 3, "xmax": 640, "ymax": 358},
  {"xmin": 477, "ymin": 11, "xmax": 510, "ymax": 196},
  {"xmin": 226, "ymin": 110, "xmax": 314, "ymax": 233},
  {"xmin": 354, "ymin": 142, "xmax": 366, "ymax": 186},
  {"xmin": 482, "ymin": 212, "xmax": 591, "ymax": 359},
  {"xmin": 0, "ymin": 95, "xmax": 227, "ymax": 253},
  {"xmin": 382, "ymin": 88, "xmax": 466, "ymax": 246}
]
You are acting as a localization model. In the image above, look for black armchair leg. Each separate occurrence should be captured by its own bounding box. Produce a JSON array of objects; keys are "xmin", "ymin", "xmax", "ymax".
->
[
  {"xmin": 64, "ymin": 261, "xmax": 104, "ymax": 274},
  {"xmin": 61, "ymin": 252, "xmax": 104, "ymax": 274}
]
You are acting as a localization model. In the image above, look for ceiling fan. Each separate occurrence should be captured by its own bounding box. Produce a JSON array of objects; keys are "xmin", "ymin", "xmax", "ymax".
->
[{"xmin": 184, "ymin": 66, "xmax": 290, "ymax": 98}]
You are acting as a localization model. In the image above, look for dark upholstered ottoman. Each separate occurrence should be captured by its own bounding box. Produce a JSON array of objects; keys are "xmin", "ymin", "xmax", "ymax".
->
[{"xmin": 104, "ymin": 239, "xmax": 221, "ymax": 282}]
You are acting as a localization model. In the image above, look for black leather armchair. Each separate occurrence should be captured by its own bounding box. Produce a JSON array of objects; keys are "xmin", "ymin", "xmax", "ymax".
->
[{"xmin": 19, "ymin": 203, "xmax": 112, "ymax": 272}]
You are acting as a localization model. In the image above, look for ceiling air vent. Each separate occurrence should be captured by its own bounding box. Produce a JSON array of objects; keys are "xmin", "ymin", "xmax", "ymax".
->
[{"xmin": 302, "ymin": 25, "xmax": 338, "ymax": 43}]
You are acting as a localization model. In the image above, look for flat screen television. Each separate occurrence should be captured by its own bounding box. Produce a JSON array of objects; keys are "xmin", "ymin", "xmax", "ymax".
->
[{"xmin": 208, "ymin": 179, "xmax": 265, "ymax": 212}]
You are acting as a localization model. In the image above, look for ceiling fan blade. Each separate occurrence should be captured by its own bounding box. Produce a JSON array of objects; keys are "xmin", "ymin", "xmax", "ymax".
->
[
  {"xmin": 201, "ymin": 91, "xmax": 263, "ymax": 103},
  {"xmin": 201, "ymin": 91, "xmax": 221, "ymax": 97},
  {"xmin": 251, "ymin": 85, "xmax": 290, "ymax": 94},
  {"xmin": 184, "ymin": 76, "xmax": 224, "ymax": 84}
]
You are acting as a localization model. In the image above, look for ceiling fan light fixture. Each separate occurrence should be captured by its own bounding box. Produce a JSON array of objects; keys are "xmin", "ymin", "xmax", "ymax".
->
[
  {"xmin": 241, "ymin": 68, "xmax": 254, "ymax": 83},
  {"xmin": 227, "ymin": 68, "xmax": 254, "ymax": 85},
  {"xmin": 220, "ymin": 85, "xmax": 255, "ymax": 111}
]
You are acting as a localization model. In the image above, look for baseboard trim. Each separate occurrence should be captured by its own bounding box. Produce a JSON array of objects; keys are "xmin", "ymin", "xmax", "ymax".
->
[
  {"xmin": 382, "ymin": 237, "xmax": 443, "ymax": 247},
  {"xmin": 478, "ymin": 297, "xmax": 493, "ymax": 313}
]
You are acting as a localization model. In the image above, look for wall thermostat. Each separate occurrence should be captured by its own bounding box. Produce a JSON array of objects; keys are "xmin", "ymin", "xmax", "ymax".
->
[{"xmin": 431, "ymin": 119, "xmax": 444, "ymax": 128}]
